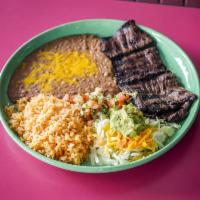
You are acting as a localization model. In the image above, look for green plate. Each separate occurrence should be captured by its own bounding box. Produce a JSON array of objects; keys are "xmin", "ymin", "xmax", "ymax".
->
[{"xmin": 0, "ymin": 19, "xmax": 199, "ymax": 173}]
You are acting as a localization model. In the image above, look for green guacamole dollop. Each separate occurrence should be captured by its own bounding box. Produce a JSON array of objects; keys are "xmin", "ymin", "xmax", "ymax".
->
[{"xmin": 110, "ymin": 104, "xmax": 146, "ymax": 136}]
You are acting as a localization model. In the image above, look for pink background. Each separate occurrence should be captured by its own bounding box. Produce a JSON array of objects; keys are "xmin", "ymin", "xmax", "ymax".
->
[{"xmin": 0, "ymin": 0, "xmax": 200, "ymax": 199}]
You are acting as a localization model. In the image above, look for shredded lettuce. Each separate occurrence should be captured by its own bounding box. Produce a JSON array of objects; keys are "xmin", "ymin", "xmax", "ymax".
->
[
  {"xmin": 152, "ymin": 122, "xmax": 180, "ymax": 148},
  {"xmin": 90, "ymin": 117, "xmax": 180, "ymax": 166}
]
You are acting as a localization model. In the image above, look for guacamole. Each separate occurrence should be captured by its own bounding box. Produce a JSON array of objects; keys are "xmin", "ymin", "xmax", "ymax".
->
[{"xmin": 110, "ymin": 104, "xmax": 145, "ymax": 136}]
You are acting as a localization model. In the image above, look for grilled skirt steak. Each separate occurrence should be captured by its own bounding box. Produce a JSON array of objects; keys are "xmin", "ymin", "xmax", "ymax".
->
[
  {"xmin": 132, "ymin": 87, "xmax": 196, "ymax": 121},
  {"xmin": 101, "ymin": 20, "xmax": 197, "ymax": 122},
  {"xmin": 101, "ymin": 20, "xmax": 153, "ymax": 58},
  {"xmin": 113, "ymin": 46, "xmax": 163, "ymax": 73},
  {"xmin": 119, "ymin": 71, "xmax": 179, "ymax": 95}
]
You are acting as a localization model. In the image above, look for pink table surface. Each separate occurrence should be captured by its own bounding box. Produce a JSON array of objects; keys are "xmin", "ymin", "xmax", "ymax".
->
[{"xmin": 0, "ymin": 0, "xmax": 200, "ymax": 200}]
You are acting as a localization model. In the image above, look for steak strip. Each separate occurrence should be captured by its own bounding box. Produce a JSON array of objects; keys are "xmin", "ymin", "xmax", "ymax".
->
[
  {"xmin": 101, "ymin": 20, "xmax": 153, "ymax": 58},
  {"xmin": 113, "ymin": 46, "xmax": 163, "ymax": 73}
]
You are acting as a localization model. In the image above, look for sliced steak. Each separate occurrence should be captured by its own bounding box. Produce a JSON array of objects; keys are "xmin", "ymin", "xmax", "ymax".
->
[
  {"xmin": 101, "ymin": 20, "xmax": 153, "ymax": 58},
  {"xmin": 116, "ymin": 68, "xmax": 166, "ymax": 86},
  {"xmin": 158, "ymin": 101, "xmax": 191, "ymax": 122},
  {"xmin": 132, "ymin": 87, "xmax": 197, "ymax": 121},
  {"xmin": 114, "ymin": 65, "xmax": 165, "ymax": 79},
  {"xmin": 132, "ymin": 93, "xmax": 182, "ymax": 114},
  {"xmin": 165, "ymin": 87, "xmax": 197, "ymax": 102},
  {"xmin": 113, "ymin": 46, "xmax": 163, "ymax": 74},
  {"xmin": 119, "ymin": 71, "xmax": 179, "ymax": 95}
]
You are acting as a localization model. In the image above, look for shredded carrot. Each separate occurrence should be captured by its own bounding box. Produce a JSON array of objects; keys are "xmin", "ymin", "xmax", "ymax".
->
[{"xmin": 102, "ymin": 126, "xmax": 157, "ymax": 153}]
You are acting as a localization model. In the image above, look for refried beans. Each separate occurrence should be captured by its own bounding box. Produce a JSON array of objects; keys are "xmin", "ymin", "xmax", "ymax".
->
[{"xmin": 8, "ymin": 35, "xmax": 120, "ymax": 102}]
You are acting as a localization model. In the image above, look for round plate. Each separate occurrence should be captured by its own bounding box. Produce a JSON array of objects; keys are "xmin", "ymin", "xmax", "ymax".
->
[{"xmin": 0, "ymin": 19, "xmax": 199, "ymax": 173}]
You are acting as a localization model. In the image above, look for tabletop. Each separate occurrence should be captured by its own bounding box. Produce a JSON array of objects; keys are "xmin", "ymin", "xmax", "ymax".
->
[{"xmin": 0, "ymin": 0, "xmax": 200, "ymax": 200}]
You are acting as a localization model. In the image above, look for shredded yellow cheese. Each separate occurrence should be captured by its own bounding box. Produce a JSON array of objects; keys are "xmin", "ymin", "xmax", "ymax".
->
[
  {"xmin": 102, "ymin": 125, "xmax": 157, "ymax": 154},
  {"xmin": 23, "ymin": 51, "xmax": 98, "ymax": 92}
]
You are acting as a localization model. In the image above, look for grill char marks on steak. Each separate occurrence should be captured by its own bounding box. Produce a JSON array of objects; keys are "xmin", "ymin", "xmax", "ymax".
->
[
  {"xmin": 101, "ymin": 20, "xmax": 153, "ymax": 58},
  {"xmin": 135, "ymin": 93, "xmax": 181, "ymax": 113},
  {"xmin": 131, "ymin": 87, "xmax": 197, "ymax": 122},
  {"xmin": 119, "ymin": 71, "xmax": 179, "ymax": 95},
  {"xmin": 113, "ymin": 46, "xmax": 163, "ymax": 76},
  {"xmin": 115, "ymin": 67, "xmax": 165, "ymax": 85},
  {"xmin": 100, "ymin": 20, "xmax": 197, "ymax": 122}
]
